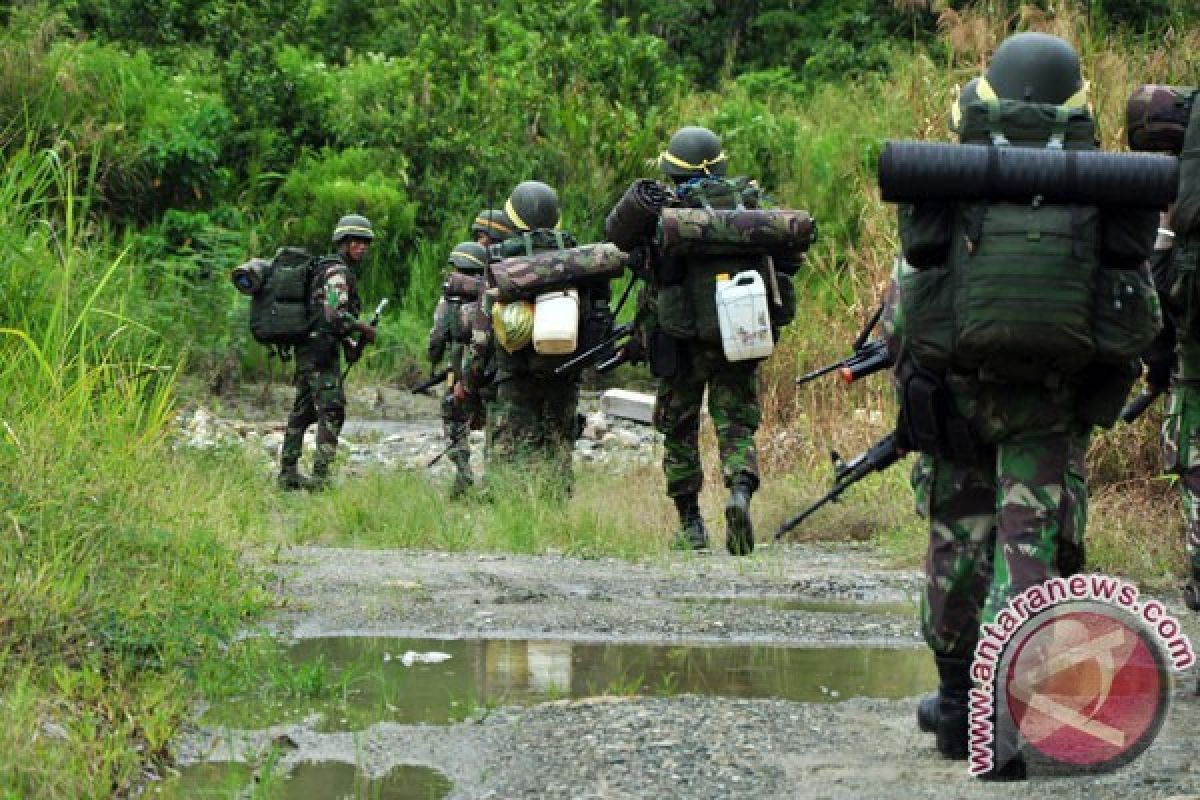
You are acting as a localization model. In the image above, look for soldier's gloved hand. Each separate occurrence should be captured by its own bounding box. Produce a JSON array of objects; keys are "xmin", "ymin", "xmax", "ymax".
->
[
  {"xmin": 354, "ymin": 321, "xmax": 377, "ymax": 345},
  {"xmin": 343, "ymin": 338, "xmax": 363, "ymax": 364}
]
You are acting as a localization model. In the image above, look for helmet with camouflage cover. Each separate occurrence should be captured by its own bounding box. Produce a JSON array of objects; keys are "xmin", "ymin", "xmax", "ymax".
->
[
  {"xmin": 505, "ymin": 181, "xmax": 560, "ymax": 231},
  {"xmin": 332, "ymin": 213, "xmax": 375, "ymax": 244},
  {"xmin": 983, "ymin": 32, "xmax": 1085, "ymax": 105},
  {"xmin": 448, "ymin": 241, "xmax": 488, "ymax": 274},
  {"xmin": 471, "ymin": 209, "xmax": 517, "ymax": 243},
  {"xmin": 657, "ymin": 126, "xmax": 727, "ymax": 179}
]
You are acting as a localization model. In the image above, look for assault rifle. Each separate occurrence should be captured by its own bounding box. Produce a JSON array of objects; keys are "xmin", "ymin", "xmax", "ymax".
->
[
  {"xmin": 412, "ymin": 368, "xmax": 451, "ymax": 396},
  {"xmin": 341, "ymin": 297, "xmax": 389, "ymax": 381},
  {"xmin": 774, "ymin": 431, "xmax": 905, "ymax": 541},
  {"xmin": 796, "ymin": 303, "xmax": 893, "ymax": 386},
  {"xmin": 553, "ymin": 323, "xmax": 635, "ymax": 376},
  {"xmin": 1119, "ymin": 388, "xmax": 1164, "ymax": 424},
  {"xmin": 796, "ymin": 338, "xmax": 893, "ymax": 386}
]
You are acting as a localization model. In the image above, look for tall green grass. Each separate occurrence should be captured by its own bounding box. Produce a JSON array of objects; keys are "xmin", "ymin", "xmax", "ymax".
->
[{"xmin": 0, "ymin": 147, "xmax": 272, "ymax": 797}]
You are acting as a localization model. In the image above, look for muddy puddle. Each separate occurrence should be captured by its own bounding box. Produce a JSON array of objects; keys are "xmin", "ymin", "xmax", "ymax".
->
[
  {"xmin": 200, "ymin": 636, "xmax": 935, "ymax": 733},
  {"xmin": 154, "ymin": 760, "xmax": 451, "ymax": 799}
]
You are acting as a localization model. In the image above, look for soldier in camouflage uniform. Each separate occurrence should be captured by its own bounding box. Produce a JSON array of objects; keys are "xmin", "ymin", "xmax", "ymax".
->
[
  {"xmin": 633, "ymin": 127, "xmax": 776, "ymax": 556},
  {"xmin": 890, "ymin": 35, "xmax": 1159, "ymax": 776},
  {"xmin": 278, "ymin": 214, "xmax": 378, "ymax": 490},
  {"xmin": 429, "ymin": 241, "xmax": 488, "ymax": 497},
  {"xmin": 459, "ymin": 182, "xmax": 598, "ymax": 491},
  {"xmin": 1143, "ymin": 209, "xmax": 1200, "ymax": 611}
]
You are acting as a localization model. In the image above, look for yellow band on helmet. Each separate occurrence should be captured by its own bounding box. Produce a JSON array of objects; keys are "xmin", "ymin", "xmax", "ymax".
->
[
  {"xmin": 334, "ymin": 225, "xmax": 374, "ymax": 239},
  {"xmin": 976, "ymin": 76, "xmax": 1089, "ymax": 110},
  {"xmin": 452, "ymin": 251, "xmax": 487, "ymax": 269},
  {"xmin": 658, "ymin": 149, "xmax": 728, "ymax": 174},
  {"xmin": 504, "ymin": 197, "xmax": 560, "ymax": 231},
  {"xmin": 475, "ymin": 215, "xmax": 514, "ymax": 236}
]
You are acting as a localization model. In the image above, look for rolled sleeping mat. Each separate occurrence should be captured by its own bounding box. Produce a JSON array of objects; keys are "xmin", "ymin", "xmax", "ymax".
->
[
  {"xmin": 444, "ymin": 272, "xmax": 484, "ymax": 301},
  {"xmin": 656, "ymin": 207, "xmax": 817, "ymax": 256},
  {"xmin": 878, "ymin": 140, "xmax": 1178, "ymax": 208},
  {"xmin": 230, "ymin": 258, "xmax": 271, "ymax": 295},
  {"xmin": 604, "ymin": 179, "xmax": 673, "ymax": 252},
  {"xmin": 490, "ymin": 242, "xmax": 628, "ymax": 302},
  {"xmin": 1126, "ymin": 84, "xmax": 1196, "ymax": 154}
]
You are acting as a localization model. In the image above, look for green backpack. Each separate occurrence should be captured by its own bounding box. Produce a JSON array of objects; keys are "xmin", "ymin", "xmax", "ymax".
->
[
  {"xmin": 900, "ymin": 99, "xmax": 1159, "ymax": 386},
  {"xmin": 654, "ymin": 177, "xmax": 797, "ymax": 343},
  {"xmin": 1162, "ymin": 94, "xmax": 1200, "ymax": 340},
  {"xmin": 248, "ymin": 247, "xmax": 317, "ymax": 349}
]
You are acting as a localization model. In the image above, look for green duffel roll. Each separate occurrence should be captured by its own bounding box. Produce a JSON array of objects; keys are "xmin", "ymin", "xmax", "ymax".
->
[
  {"xmin": 657, "ymin": 207, "xmax": 816, "ymax": 256},
  {"xmin": 490, "ymin": 242, "xmax": 627, "ymax": 301}
]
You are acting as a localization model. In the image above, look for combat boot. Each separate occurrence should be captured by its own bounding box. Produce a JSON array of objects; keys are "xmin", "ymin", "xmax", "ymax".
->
[
  {"xmin": 1183, "ymin": 579, "xmax": 1200, "ymax": 612},
  {"xmin": 277, "ymin": 463, "xmax": 311, "ymax": 492},
  {"xmin": 671, "ymin": 494, "xmax": 709, "ymax": 552},
  {"xmin": 450, "ymin": 470, "xmax": 474, "ymax": 499},
  {"xmin": 932, "ymin": 656, "xmax": 971, "ymax": 760},
  {"xmin": 308, "ymin": 462, "xmax": 332, "ymax": 492},
  {"xmin": 724, "ymin": 476, "xmax": 755, "ymax": 556},
  {"xmin": 917, "ymin": 654, "xmax": 969, "ymax": 735}
]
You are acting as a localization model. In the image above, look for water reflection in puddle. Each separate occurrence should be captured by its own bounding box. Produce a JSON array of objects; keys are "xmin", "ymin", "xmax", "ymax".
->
[
  {"xmin": 154, "ymin": 761, "xmax": 450, "ymax": 799},
  {"xmin": 202, "ymin": 637, "xmax": 935, "ymax": 732}
]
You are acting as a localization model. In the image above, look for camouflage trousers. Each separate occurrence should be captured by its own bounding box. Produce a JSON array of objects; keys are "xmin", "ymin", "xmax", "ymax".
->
[
  {"xmin": 441, "ymin": 388, "xmax": 473, "ymax": 483},
  {"xmin": 653, "ymin": 342, "xmax": 760, "ymax": 497},
  {"xmin": 915, "ymin": 432, "xmax": 1089, "ymax": 660},
  {"xmin": 281, "ymin": 356, "xmax": 345, "ymax": 478},
  {"xmin": 1161, "ymin": 382, "xmax": 1200, "ymax": 584},
  {"xmin": 486, "ymin": 373, "xmax": 579, "ymax": 489}
]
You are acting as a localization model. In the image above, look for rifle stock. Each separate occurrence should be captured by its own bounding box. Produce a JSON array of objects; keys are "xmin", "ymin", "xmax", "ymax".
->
[{"xmin": 553, "ymin": 322, "xmax": 634, "ymax": 376}]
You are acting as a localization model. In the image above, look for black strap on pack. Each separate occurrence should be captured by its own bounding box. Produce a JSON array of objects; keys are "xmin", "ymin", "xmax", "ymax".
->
[{"xmin": 898, "ymin": 360, "xmax": 984, "ymax": 465}]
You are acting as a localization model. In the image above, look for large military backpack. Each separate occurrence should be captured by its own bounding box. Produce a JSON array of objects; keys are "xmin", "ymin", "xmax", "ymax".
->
[
  {"xmin": 246, "ymin": 247, "xmax": 317, "ymax": 350},
  {"xmin": 652, "ymin": 177, "xmax": 801, "ymax": 345},
  {"xmin": 899, "ymin": 98, "xmax": 1159, "ymax": 390},
  {"xmin": 1165, "ymin": 91, "xmax": 1200, "ymax": 340}
]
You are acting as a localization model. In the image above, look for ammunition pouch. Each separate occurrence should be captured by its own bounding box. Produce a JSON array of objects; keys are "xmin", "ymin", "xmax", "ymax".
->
[
  {"xmin": 898, "ymin": 362, "xmax": 983, "ymax": 464},
  {"xmin": 648, "ymin": 330, "xmax": 688, "ymax": 379}
]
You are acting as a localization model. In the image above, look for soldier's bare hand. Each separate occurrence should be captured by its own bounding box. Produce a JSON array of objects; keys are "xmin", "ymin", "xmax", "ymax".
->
[{"xmin": 355, "ymin": 322, "xmax": 377, "ymax": 344}]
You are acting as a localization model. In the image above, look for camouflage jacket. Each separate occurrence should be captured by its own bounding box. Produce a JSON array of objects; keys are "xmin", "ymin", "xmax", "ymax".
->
[
  {"xmin": 295, "ymin": 255, "xmax": 361, "ymax": 366},
  {"xmin": 312, "ymin": 255, "xmax": 362, "ymax": 339}
]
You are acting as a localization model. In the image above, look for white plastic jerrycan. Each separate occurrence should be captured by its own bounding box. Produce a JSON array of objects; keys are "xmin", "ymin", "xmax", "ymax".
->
[
  {"xmin": 715, "ymin": 271, "xmax": 774, "ymax": 362},
  {"xmin": 532, "ymin": 288, "xmax": 580, "ymax": 355}
]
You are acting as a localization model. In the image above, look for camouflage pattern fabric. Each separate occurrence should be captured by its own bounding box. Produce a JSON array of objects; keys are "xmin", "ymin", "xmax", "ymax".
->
[
  {"xmin": 281, "ymin": 347, "xmax": 346, "ymax": 479},
  {"xmin": 487, "ymin": 374, "xmax": 579, "ymax": 491},
  {"xmin": 490, "ymin": 243, "xmax": 627, "ymax": 301},
  {"xmin": 915, "ymin": 432, "xmax": 1088, "ymax": 659},
  {"xmin": 657, "ymin": 207, "xmax": 816, "ymax": 256},
  {"xmin": 279, "ymin": 254, "xmax": 360, "ymax": 481},
  {"xmin": 1125, "ymin": 84, "xmax": 1196, "ymax": 155},
  {"xmin": 430, "ymin": 295, "xmax": 472, "ymax": 487},
  {"xmin": 653, "ymin": 341, "xmax": 761, "ymax": 497},
  {"xmin": 1161, "ymin": 341, "xmax": 1200, "ymax": 585}
]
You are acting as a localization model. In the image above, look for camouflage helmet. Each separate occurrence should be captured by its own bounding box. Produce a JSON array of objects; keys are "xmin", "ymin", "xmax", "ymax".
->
[
  {"xmin": 948, "ymin": 77, "xmax": 981, "ymax": 135},
  {"xmin": 470, "ymin": 209, "xmax": 517, "ymax": 242},
  {"xmin": 983, "ymin": 32, "xmax": 1085, "ymax": 105},
  {"xmin": 657, "ymin": 126, "xmax": 727, "ymax": 178},
  {"xmin": 505, "ymin": 181, "xmax": 560, "ymax": 231},
  {"xmin": 332, "ymin": 214, "xmax": 375, "ymax": 244},
  {"xmin": 447, "ymin": 241, "xmax": 488, "ymax": 273}
]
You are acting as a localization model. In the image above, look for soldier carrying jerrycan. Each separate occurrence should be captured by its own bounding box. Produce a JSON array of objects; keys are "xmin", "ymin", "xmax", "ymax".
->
[{"xmin": 604, "ymin": 126, "xmax": 816, "ymax": 554}]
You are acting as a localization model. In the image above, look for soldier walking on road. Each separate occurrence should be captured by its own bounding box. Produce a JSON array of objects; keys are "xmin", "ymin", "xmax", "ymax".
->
[
  {"xmin": 278, "ymin": 214, "xmax": 378, "ymax": 491},
  {"xmin": 891, "ymin": 34, "xmax": 1160, "ymax": 777},
  {"xmin": 429, "ymin": 241, "xmax": 488, "ymax": 497}
]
